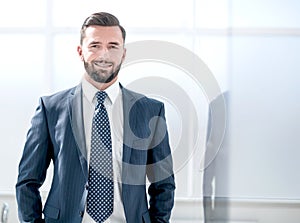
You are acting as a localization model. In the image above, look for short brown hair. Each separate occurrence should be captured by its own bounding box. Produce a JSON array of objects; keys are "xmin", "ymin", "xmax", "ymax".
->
[{"xmin": 80, "ymin": 12, "xmax": 126, "ymax": 44}]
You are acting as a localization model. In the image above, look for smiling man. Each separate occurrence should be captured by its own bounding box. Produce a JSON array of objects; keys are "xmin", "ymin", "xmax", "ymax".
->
[
  {"xmin": 16, "ymin": 12, "xmax": 175, "ymax": 223},
  {"xmin": 79, "ymin": 25, "xmax": 125, "ymax": 87}
]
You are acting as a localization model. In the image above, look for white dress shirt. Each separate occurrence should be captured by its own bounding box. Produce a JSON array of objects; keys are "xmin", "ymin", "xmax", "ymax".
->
[{"xmin": 81, "ymin": 77, "xmax": 126, "ymax": 223}]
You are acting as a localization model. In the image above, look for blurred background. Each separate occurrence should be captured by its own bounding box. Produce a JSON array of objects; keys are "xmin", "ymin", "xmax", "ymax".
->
[{"xmin": 0, "ymin": 0, "xmax": 300, "ymax": 222}]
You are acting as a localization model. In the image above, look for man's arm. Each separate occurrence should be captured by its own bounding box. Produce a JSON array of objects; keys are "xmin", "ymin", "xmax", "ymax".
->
[
  {"xmin": 16, "ymin": 98, "xmax": 52, "ymax": 223},
  {"xmin": 147, "ymin": 103, "xmax": 176, "ymax": 223}
]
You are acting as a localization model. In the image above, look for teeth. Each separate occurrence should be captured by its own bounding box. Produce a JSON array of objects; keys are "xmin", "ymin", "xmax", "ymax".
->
[{"xmin": 94, "ymin": 62, "xmax": 112, "ymax": 67}]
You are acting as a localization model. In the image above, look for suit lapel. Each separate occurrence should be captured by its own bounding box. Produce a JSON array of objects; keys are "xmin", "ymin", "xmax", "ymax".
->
[
  {"xmin": 68, "ymin": 84, "xmax": 88, "ymax": 179},
  {"xmin": 121, "ymin": 86, "xmax": 154, "ymax": 187},
  {"xmin": 121, "ymin": 86, "xmax": 135, "ymax": 164},
  {"xmin": 121, "ymin": 85, "xmax": 150, "ymax": 160}
]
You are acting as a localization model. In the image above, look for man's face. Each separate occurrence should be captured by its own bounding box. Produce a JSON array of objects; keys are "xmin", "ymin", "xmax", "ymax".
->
[{"xmin": 78, "ymin": 25, "xmax": 126, "ymax": 84}]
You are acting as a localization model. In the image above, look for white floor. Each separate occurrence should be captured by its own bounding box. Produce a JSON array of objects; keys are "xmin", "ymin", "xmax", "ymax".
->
[{"xmin": 1, "ymin": 194, "xmax": 300, "ymax": 223}]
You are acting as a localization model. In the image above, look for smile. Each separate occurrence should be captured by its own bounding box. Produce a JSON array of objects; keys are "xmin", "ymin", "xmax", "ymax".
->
[{"xmin": 93, "ymin": 61, "xmax": 113, "ymax": 68}]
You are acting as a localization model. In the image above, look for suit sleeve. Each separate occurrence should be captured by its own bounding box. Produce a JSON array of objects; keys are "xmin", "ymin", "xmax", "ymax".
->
[
  {"xmin": 147, "ymin": 103, "xmax": 176, "ymax": 223},
  {"xmin": 16, "ymin": 98, "xmax": 52, "ymax": 223}
]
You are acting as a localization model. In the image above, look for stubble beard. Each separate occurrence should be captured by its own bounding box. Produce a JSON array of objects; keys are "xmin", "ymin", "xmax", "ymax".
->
[{"xmin": 84, "ymin": 61, "xmax": 122, "ymax": 84}]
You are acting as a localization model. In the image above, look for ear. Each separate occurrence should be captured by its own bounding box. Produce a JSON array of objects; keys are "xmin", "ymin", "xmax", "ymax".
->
[
  {"xmin": 121, "ymin": 47, "xmax": 127, "ymax": 63},
  {"xmin": 77, "ymin": 45, "xmax": 84, "ymax": 61}
]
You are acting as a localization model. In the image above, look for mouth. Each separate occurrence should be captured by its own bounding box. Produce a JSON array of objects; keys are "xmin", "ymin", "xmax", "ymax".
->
[{"xmin": 93, "ymin": 61, "xmax": 113, "ymax": 68}]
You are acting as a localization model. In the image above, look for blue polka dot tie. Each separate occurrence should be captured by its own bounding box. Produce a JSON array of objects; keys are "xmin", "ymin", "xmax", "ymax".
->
[{"xmin": 87, "ymin": 91, "xmax": 113, "ymax": 222}]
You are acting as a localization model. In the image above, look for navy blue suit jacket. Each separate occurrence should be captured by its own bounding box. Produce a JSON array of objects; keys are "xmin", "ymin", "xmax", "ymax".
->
[{"xmin": 16, "ymin": 84, "xmax": 175, "ymax": 223}]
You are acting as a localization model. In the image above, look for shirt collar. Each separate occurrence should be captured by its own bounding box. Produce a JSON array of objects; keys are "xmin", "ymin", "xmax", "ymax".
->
[{"xmin": 82, "ymin": 77, "xmax": 120, "ymax": 105}]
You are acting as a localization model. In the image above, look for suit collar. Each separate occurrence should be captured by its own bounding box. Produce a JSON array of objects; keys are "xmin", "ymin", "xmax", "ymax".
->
[{"xmin": 82, "ymin": 77, "xmax": 121, "ymax": 106}]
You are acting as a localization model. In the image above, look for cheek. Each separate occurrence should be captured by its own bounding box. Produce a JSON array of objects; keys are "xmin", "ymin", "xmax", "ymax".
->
[
  {"xmin": 81, "ymin": 48, "xmax": 97, "ymax": 60},
  {"xmin": 112, "ymin": 51, "xmax": 125, "ymax": 63},
  {"xmin": 82, "ymin": 52, "xmax": 96, "ymax": 62}
]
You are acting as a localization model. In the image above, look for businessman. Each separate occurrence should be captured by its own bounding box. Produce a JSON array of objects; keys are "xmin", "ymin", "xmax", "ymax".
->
[{"xmin": 16, "ymin": 12, "xmax": 175, "ymax": 223}]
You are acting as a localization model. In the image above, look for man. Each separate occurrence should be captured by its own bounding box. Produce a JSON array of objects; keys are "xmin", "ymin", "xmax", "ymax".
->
[{"xmin": 16, "ymin": 12, "xmax": 175, "ymax": 223}]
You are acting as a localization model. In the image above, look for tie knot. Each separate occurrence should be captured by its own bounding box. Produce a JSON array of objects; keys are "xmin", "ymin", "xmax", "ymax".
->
[{"xmin": 96, "ymin": 91, "xmax": 108, "ymax": 105}]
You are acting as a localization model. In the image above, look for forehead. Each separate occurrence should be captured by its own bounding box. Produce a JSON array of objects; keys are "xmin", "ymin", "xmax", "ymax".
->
[{"xmin": 83, "ymin": 25, "xmax": 123, "ymax": 44}]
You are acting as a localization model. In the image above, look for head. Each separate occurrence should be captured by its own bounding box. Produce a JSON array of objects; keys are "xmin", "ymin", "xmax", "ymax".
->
[{"xmin": 77, "ymin": 12, "xmax": 126, "ymax": 89}]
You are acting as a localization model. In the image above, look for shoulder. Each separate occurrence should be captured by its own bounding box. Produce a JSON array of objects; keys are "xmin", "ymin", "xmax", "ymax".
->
[
  {"xmin": 42, "ymin": 85, "xmax": 78, "ymax": 100},
  {"xmin": 121, "ymin": 85, "xmax": 166, "ymax": 119},
  {"xmin": 40, "ymin": 85, "xmax": 80, "ymax": 109},
  {"xmin": 121, "ymin": 85, "xmax": 163, "ymax": 108}
]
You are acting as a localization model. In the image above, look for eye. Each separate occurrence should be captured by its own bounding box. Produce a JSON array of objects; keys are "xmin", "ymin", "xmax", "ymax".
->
[
  {"xmin": 90, "ymin": 44, "xmax": 100, "ymax": 48},
  {"xmin": 108, "ymin": 44, "xmax": 119, "ymax": 50}
]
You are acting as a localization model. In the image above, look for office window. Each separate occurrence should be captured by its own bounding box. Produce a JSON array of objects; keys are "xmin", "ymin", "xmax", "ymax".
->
[
  {"xmin": 0, "ymin": 0, "xmax": 46, "ymax": 27},
  {"xmin": 4, "ymin": 0, "xmax": 299, "ymax": 202},
  {"xmin": 231, "ymin": 0, "xmax": 300, "ymax": 28}
]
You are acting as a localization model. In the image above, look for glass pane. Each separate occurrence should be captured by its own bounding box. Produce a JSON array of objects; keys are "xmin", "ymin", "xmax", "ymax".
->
[
  {"xmin": 0, "ymin": 0, "xmax": 46, "ymax": 27},
  {"xmin": 0, "ymin": 34, "xmax": 45, "ymax": 192},
  {"xmin": 229, "ymin": 35, "xmax": 300, "ymax": 199},
  {"xmin": 126, "ymin": 33, "xmax": 195, "ymax": 52},
  {"xmin": 53, "ymin": 34, "xmax": 84, "ymax": 91},
  {"xmin": 52, "ymin": 0, "xmax": 194, "ymax": 28},
  {"xmin": 194, "ymin": 36, "xmax": 229, "ymax": 92},
  {"xmin": 232, "ymin": 0, "xmax": 300, "ymax": 28},
  {"xmin": 196, "ymin": 0, "xmax": 230, "ymax": 29}
]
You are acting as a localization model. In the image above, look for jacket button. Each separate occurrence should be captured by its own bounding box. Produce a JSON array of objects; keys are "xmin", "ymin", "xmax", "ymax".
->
[
  {"xmin": 79, "ymin": 211, "xmax": 84, "ymax": 217},
  {"xmin": 85, "ymin": 184, "xmax": 89, "ymax": 190}
]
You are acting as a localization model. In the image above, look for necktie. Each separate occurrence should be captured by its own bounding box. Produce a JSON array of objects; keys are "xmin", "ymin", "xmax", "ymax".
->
[{"xmin": 87, "ymin": 91, "xmax": 113, "ymax": 222}]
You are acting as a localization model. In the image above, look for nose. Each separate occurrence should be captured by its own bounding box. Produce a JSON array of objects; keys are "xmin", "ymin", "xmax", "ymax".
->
[{"xmin": 97, "ymin": 47, "xmax": 110, "ymax": 60}]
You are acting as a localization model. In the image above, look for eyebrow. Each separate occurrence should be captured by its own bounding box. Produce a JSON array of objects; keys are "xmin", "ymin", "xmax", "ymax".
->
[
  {"xmin": 109, "ymin": 42, "xmax": 121, "ymax": 46},
  {"xmin": 89, "ymin": 41, "xmax": 121, "ymax": 46}
]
